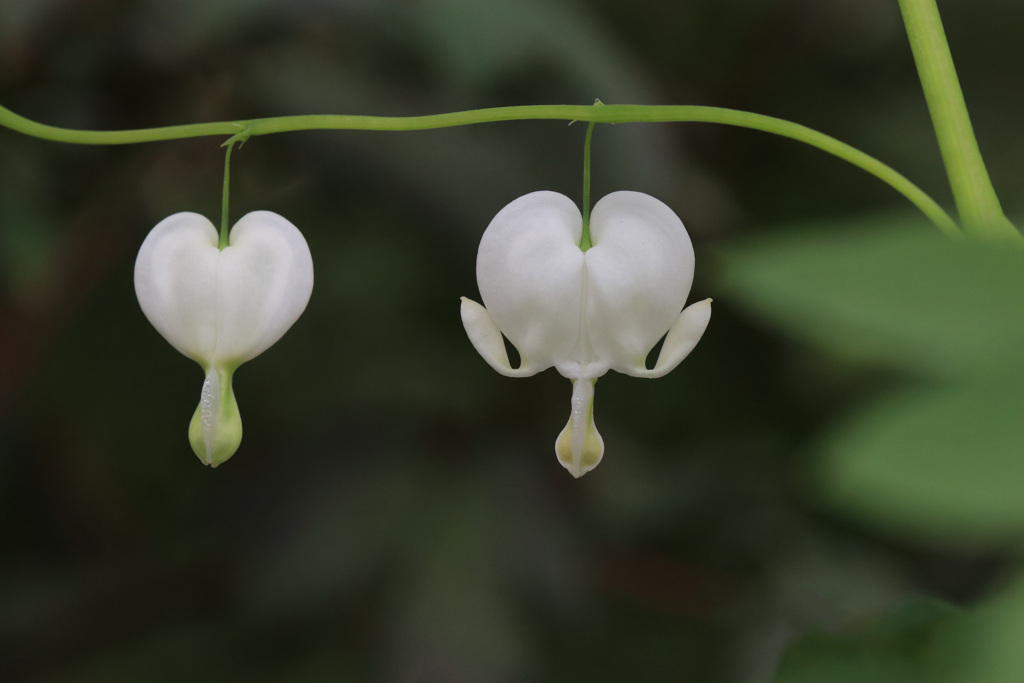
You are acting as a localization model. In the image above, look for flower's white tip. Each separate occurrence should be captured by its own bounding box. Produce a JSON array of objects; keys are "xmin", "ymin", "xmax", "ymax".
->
[
  {"xmin": 554, "ymin": 379, "xmax": 604, "ymax": 478},
  {"xmin": 460, "ymin": 297, "xmax": 537, "ymax": 377},
  {"xmin": 626, "ymin": 298, "xmax": 712, "ymax": 378}
]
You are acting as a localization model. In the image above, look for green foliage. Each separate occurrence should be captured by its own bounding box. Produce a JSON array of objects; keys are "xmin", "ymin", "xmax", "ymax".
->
[
  {"xmin": 774, "ymin": 599, "xmax": 959, "ymax": 683},
  {"xmin": 717, "ymin": 216, "xmax": 1024, "ymax": 377},
  {"xmin": 816, "ymin": 372, "xmax": 1024, "ymax": 547},
  {"xmin": 777, "ymin": 580, "xmax": 1024, "ymax": 683},
  {"xmin": 929, "ymin": 576, "xmax": 1024, "ymax": 683},
  {"xmin": 718, "ymin": 218, "xmax": 1024, "ymax": 547}
]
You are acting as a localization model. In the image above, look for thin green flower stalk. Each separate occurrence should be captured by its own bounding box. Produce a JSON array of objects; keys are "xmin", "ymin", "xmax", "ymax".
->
[
  {"xmin": 219, "ymin": 137, "xmax": 237, "ymax": 250},
  {"xmin": 898, "ymin": 0, "xmax": 1018, "ymax": 240},
  {"xmin": 580, "ymin": 120, "xmax": 597, "ymax": 252},
  {"xmin": 0, "ymin": 101, "xmax": 957, "ymax": 236}
]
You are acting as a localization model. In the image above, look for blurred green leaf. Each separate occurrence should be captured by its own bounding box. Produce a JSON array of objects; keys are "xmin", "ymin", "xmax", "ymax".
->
[
  {"xmin": 405, "ymin": 0, "xmax": 647, "ymax": 98},
  {"xmin": 774, "ymin": 599, "xmax": 959, "ymax": 683},
  {"xmin": 813, "ymin": 372, "xmax": 1024, "ymax": 547},
  {"xmin": 776, "ymin": 572, "xmax": 1024, "ymax": 683},
  {"xmin": 930, "ymin": 574, "xmax": 1024, "ymax": 683},
  {"xmin": 715, "ymin": 215, "xmax": 1024, "ymax": 377},
  {"xmin": 718, "ymin": 216, "xmax": 1024, "ymax": 547}
]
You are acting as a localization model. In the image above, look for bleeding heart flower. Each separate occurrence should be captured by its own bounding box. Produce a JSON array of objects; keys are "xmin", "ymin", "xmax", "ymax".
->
[
  {"xmin": 461, "ymin": 190, "xmax": 711, "ymax": 478},
  {"xmin": 134, "ymin": 210, "xmax": 314, "ymax": 466}
]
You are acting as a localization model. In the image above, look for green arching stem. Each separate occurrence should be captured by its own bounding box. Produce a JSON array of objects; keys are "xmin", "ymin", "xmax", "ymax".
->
[
  {"xmin": 580, "ymin": 120, "xmax": 597, "ymax": 251},
  {"xmin": 0, "ymin": 101, "xmax": 957, "ymax": 235},
  {"xmin": 219, "ymin": 137, "xmax": 236, "ymax": 250},
  {"xmin": 898, "ymin": 0, "xmax": 1017, "ymax": 239}
]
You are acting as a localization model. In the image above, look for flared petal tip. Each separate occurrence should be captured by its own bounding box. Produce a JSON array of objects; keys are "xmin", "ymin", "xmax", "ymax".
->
[
  {"xmin": 624, "ymin": 298, "xmax": 712, "ymax": 379},
  {"xmin": 460, "ymin": 297, "xmax": 538, "ymax": 377},
  {"xmin": 555, "ymin": 418, "xmax": 604, "ymax": 478}
]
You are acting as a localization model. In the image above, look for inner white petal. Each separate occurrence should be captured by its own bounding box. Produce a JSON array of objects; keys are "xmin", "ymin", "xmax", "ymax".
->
[
  {"xmin": 569, "ymin": 377, "xmax": 590, "ymax": 463},
  {"xmin": 555, "ymin": 261, "xmax": 609, "ymax": 381},
  {"xmin": 199, "ymin": 368, "xmax": 220, "ymax": 465}
]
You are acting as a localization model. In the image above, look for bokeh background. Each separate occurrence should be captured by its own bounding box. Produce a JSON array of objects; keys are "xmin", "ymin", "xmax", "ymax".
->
[{"xmin": 2, "ymin": 0, "xmax": 1024, "ymax": 681}]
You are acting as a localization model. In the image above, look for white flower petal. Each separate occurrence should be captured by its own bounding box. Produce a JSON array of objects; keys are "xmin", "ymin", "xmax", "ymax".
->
[
  {"xmin": 460, "ymin": 297, "xmax": 540, "ymax": 377},
  {"xmin": 585, "ymin": 191, "xmax": 695, "ymax": 373},
  {"xmin": 624, "ymin": 298, "xmax": 712, "ymax": 378},
  {"xmin": 215, "ymin": 211, "xmax": 314, "ymax": 365},
  {"xmin": 134, "ymin": 212, "xmax": 220, "ymax": 364},
  {"xmin": 476, "ymin": 191, "xmax": 585, "ymax": 372}
]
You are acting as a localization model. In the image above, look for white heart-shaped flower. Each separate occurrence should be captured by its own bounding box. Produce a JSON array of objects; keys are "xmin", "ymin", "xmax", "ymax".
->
[
  {"xmin": 461, "ymin": 191, "xmax": 711, "ymax": 477},
  {"xmin": 135, "ymin": 210, "xmax": 314, "ymax": 466}
]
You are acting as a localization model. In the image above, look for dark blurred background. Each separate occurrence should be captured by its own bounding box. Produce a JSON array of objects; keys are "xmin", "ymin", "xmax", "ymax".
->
[{"xmin": 2, "ymin": 0, "xmax": 1023, "ymax": 681}]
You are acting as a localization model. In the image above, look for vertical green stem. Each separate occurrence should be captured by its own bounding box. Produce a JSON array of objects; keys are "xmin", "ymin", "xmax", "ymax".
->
[
  {"xmin": 219, "ymin": 138, "xmax": 237, "ymax": 249},
  {"xmin": 898, "ymin": 0, "xmax": 1017, "ymax": 239},
  {"xmin": 580, "ymin": 120, "xmax": 596, "ymax": 251}
]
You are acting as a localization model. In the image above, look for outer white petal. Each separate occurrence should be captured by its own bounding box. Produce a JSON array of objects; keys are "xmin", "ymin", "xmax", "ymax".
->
[
  {"xmin": 215, "ymin": 211, "xmax": 314, "ymax": 365},
  {"xmin": 624, "ymin": 298, "xmax": 712, "ymax": 378},
  {"xmin": 134, "ymin": 212, "xmax": 220, "ymax": 364},
  {"xmin": 476, "ymin": 191, "xmax": 585, "ymax": 372},
  {"xmin": 584, "ymin": 191, "xmax": 695, "ymax": 373},
  {"xmin": 460, "ymin": 297, "xmax": 540, "ymax": 377}
]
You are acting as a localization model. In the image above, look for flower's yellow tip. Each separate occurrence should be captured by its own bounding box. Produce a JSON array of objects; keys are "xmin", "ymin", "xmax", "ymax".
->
[
  {"xmin": 555, "ymin": 418, "xmax": 604, "ymax": 478},
  {"xmin": 554, "ymin": 378, "xmax": 604, "ymax": 478}
]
